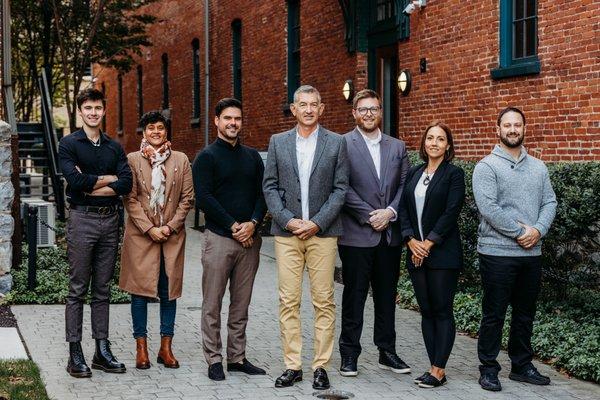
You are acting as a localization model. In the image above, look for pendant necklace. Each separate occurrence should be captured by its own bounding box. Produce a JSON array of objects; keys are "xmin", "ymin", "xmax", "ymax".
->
[{"xmin": 423, "ymin": 167, "xmax": 435, "ymax": 186}]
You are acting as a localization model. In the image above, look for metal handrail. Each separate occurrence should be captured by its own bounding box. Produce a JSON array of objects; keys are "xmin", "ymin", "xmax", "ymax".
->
[{"xmin": 38, "ymin": 70, "xmax": 65, "ymax": 220}]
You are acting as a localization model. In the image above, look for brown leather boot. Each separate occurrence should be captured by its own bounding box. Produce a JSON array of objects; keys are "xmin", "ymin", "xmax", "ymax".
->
[
  {"xmin": 135, "ymin": 337, "xmax": 151, "ymax": 369},
  {"xmin": 157, "ymin": 336, "xmax": 179, "ymax": 368}
]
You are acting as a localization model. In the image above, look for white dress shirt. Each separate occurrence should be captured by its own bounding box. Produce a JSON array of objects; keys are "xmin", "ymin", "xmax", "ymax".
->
[
  {"xmin": 296, "ymin": 125, "xmax": 319, "ymax": 220},
  {"xmin": 357, "ymin": 127, "xmax": 397, "ymax": 221},
  {"xmin": 414, "ymin": 171, "xmax": 431, "ymax": 240}
]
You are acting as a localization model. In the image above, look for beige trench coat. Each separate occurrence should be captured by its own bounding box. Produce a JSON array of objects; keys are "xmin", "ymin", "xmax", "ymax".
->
[{"xmin": 119, "ymin": 150, "xmax": 194, "ymax": 300}]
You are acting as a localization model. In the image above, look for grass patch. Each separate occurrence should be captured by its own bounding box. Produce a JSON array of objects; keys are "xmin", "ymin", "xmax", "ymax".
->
[{"xmin": 0, "ymin": 360, "xmax": 49, "ymax": 400}]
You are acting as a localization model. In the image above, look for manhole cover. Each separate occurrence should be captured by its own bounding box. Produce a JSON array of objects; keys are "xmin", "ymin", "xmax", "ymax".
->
[{"xmin": 312, "ymin": 390, "xmax": 354, "ymax": 399}]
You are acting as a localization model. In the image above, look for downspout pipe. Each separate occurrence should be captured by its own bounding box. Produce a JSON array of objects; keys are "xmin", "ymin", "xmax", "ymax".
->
[
  {"xmin": 203, "ymin": 0, "xmax": 209, "ymax": 148},
  {"xmin": 2, "ymin": 0, "xmax": 16, "ymax": 128}
]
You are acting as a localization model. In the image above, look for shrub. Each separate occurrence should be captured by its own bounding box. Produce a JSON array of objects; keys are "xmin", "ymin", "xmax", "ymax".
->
[{"xmin": 4, "ymin": 243, "xmax": 130, "ymax": 305}]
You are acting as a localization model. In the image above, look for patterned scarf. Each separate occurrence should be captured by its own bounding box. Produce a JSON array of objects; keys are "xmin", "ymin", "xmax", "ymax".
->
[{"xmin": 140, "ymin": 138, "xmax": 172, "ymax": 224}]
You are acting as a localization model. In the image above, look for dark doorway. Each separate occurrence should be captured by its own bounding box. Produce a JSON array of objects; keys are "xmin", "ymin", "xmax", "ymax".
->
[{"xmin": 373, "ymin": 45, "xmax": 398, "ymax": 137}]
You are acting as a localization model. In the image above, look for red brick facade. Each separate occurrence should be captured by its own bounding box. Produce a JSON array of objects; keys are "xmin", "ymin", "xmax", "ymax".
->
[{"xmin": 96, "ymin": 1, "xmax": 600, "ymax": 162}]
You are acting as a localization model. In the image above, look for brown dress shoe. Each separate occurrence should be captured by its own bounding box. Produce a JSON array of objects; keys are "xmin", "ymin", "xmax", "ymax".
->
[
  {"xmin": 157, "ymin": 336, "xmax": 179, "ymax": 368},
  {"xmin": 136, "ymin": 337, "xmax": 151, "ymax": 369}
]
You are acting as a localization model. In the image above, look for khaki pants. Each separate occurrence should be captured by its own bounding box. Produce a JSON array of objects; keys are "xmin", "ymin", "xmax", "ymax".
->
[
  {"xmin": 274, "ymin": 235, "xmax": 337, "ymax": 370},
  {"xmin": 201, "ymin": 230, "xmax": 262, "ymax": 365}
]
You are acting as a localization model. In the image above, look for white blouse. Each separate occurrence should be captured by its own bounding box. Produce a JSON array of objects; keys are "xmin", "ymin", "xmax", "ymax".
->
[{"xmin": 414, "ymin": 171, "xmax": 433, "ymax": 240}]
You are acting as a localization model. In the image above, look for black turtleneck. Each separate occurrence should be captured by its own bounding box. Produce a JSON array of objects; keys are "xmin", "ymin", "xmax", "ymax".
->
[{"xmin": 192, "ymin": 138, "xmax": 266, "ymax": 238}]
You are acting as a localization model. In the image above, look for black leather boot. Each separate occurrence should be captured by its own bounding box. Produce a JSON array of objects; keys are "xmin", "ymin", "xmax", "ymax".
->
[
  {"xmin": 66, "ymin": 342, "xmax": 92, "ymax": 378},
  {"xmin": 91, "ymin": 339, "xmax": 126, "ymax": 373}
]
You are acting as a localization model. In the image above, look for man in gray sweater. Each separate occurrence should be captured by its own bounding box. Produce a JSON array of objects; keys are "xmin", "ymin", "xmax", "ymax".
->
[{"xmin": 472, "ymin": 107, "xmax": 557, "ymax": 392}]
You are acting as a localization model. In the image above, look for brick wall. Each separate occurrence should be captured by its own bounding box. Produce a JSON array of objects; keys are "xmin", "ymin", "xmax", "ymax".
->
[
  {"xmin": 396, "ymin": 1, "xmax": 600, "ymax": 161},
  {"xmin": 97, "ymin": 0, "xmax": 600, "ymax": 162}
]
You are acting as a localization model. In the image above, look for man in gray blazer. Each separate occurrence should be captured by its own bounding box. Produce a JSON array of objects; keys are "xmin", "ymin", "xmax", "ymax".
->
[
  {"xmin": 338, "ymin": 89, "xmax": 410, "ymax": 377},
  {"xmin": 263, "ymin": 85, "xmax": 348, "ymax": 390}
]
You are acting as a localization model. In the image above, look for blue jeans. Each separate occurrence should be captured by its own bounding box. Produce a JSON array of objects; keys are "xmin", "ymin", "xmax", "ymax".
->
[{"xmin": 131, "ymin": 255, "xmax": 177, "ymax": 338}]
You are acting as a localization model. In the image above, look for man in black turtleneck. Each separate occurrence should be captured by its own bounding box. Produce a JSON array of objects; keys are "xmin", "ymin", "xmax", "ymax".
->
[{"xmin": 192, "ymin": 98, "xmax": 267, "ymax": 381}]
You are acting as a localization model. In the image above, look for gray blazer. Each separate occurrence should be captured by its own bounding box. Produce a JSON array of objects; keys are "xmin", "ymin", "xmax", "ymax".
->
[
  {"xmin": 338, "ymin": 128, "xmax": 410, "ymax": 247},
  {"xmin": 263, "ymin": 126, "xmax": 349, "ymax": 237}
]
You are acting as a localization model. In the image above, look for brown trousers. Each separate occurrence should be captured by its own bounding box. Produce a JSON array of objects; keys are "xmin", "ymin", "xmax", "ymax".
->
[{"xmin": 201, "ymin": 230, "xmax": 261, "ymax": 364}]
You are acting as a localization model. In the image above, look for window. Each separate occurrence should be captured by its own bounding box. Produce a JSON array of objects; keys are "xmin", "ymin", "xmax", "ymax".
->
[
  {"xmin": 287, "ymin": 0, "xmax": 300, "ymax": 103},
  {"xmin": 232, "ymin": 20, "xmax": 242, "ymax": 101},
  {"xmin": 161, "ymin": 53, "xmax": 169, "ymax": 110},
  {"xmin": 117, "ymin": 74, "xmax": 123, "ymax": 135},
  {"xmin": 137, "ymin": 65, "xmax": 143, "ymax": 122},
  {"xmin": 491, "ymin": 0, "xmax": 540, "ymax": 79},
  {"xmin": 192, "ymin": 39, "xmax": 201, "ymax": 121},
  {"xmin": 376, "ymin": 0, "xmax": 395, "ymax": 22}
]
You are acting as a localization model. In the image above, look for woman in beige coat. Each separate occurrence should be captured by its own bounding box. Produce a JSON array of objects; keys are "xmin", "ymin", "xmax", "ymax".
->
[{"xmin": 119, "ymin": 111, "xmax": 194, "ymax": 369}]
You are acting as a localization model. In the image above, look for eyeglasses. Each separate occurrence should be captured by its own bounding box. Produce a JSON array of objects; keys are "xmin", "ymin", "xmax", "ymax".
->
[{"xmin": 355, "ymin": 106, "xmax": 381, "ymax": 116}]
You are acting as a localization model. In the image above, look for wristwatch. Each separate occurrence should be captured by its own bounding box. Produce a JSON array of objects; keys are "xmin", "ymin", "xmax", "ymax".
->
[{"xmin": 251, "ymin": 219, "xmax": 258, "ymax": 226}]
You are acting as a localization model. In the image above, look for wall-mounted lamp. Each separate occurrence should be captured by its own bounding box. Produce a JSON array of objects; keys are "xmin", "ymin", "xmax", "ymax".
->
[
  {"xmin": 342, "ymin": 80, "xmax": 354, "ymax": 103},
  {"xmin": 397, "ymin": 70, "xmax": 412, "ymax": 96},
  {"xmin": 403, "ymin": 0, "xmax": 427, "ymax": 15}
]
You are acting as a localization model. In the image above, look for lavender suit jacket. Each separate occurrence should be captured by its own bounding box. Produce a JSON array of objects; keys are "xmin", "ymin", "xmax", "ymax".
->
[{"xmin": 338, "ymin": 128, "xmax": 410, "ymax": 247}]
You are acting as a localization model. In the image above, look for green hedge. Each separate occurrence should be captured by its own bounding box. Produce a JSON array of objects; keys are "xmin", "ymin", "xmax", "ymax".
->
[{"xmin": 401, "ymin": 153, "xmax": 600, "ymax": 382}]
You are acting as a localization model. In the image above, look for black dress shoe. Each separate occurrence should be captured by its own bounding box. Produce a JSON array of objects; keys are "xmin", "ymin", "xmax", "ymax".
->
[
  {"xmin": 413, "ymin": 371, "xmax": 430, "ymax": 384},
  {"xmin": 312, "ymin": 368, "xmax": 330, "ymax": 390},
  {"xmin": 378, "ymin": 350, "xmax": 411, "ymax": 374},
  {"xmin": 275, "ymin": 369, "xmax": 303, "ymax": 388},
  {"xmin": 418, "ymin": 374, "xmax": 447, "ymax": 388},
  {"xmin": 66, "ymin": 342, "xmax": 92, "ymax": 378},
  {"xmin": 479, "ymin": 372, "xmax": 502, "ymax": 391},
  {"xmin": 208, "ymin": 362, "xmax": 225, "ymax": 381},
  {"xmin": 509, "ymin": 366, "xmax": 551, "ymax": 385},
  {"xmin": 91, "ymin": 339, "xmax": 126, "ymax": 373},
  {"xmin": 339, "ymin": 356, "xmax": 358, "ymax": 377},
  {"xmin": 227, "ymin": 358, "xmax": 266, "ymax": 375}
]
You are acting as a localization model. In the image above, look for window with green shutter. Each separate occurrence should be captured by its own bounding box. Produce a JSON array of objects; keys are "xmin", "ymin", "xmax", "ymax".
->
[
  {"xmin": 287, "ymin": 0, "xmax": 300, "ymax": 103},
  {"xmin": 232, "ymin": 20, "xmax": 242, "ymax": 102},
  {"xmin": 491, "ymin": 0, "xmax": 541, "ymax": 79}
]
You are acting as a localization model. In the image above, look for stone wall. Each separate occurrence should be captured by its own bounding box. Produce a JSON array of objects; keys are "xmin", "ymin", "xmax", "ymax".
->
[{"xmin": 0, "ymin": 121, "xmax": 14, "ymax": 295}]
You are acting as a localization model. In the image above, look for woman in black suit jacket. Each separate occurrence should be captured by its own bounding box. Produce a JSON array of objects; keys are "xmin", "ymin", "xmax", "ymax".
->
[{"xmin": 399, "ymin": 122, "xmax": 465, "ymax": 388}]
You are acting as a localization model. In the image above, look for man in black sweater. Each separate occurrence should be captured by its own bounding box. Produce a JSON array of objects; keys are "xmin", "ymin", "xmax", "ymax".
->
[{"xmin": 192, "ymin": 98, "xmax": 267, "ymax": 381}]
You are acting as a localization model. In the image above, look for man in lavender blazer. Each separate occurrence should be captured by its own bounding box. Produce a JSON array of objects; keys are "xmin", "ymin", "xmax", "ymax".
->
[{"xmin": 338, "ymin": 89, "xmax": 410, "ymax": 377}]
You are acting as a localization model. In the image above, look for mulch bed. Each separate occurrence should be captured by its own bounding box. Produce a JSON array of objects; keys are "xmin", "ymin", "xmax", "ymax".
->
[{"xmin": 0, "ymin": 304, "xmax": 17, "ymax": 328}]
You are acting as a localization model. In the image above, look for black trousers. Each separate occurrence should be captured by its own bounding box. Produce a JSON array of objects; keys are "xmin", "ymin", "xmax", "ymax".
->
[
  {"xmin": 409, "ymin": 268, "xmax": 459, "ymax": 368},
  {"xmin": 477, "ymin": 253, "xmax": 542, "ymax": 374},
  {"xmin": 338, "ymin": 239, "xmax": 401, "ymax": 358},
  {"xmin": 65, "ymin": 209, "xmax": 119, "ymax": 342}
]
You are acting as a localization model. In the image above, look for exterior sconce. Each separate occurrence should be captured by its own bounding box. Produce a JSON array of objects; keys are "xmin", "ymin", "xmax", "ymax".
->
[
  {"xmin": 397, "ymin": 70, "xmax": 412, "ymax": 96},
  {"xmin": 342, "ymin": 80, "xmax": 354, "ymax": 103}
]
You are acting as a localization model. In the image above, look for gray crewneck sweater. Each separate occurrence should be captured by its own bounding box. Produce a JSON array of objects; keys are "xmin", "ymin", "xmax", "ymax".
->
[{"xmin": 472, "ymin": 145, "xmax": 557, "ymax": 257}]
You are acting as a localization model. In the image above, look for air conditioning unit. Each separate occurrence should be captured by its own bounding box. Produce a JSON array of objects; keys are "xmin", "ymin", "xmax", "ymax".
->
[{"xmin": 21, "ymin": 198, "xmax": 56, "ymax": 247}]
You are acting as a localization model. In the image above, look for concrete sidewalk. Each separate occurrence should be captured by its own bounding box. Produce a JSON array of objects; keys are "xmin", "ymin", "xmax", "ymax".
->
[{"xmin": 12, "ymin": 225, "xmax": 600, "ymax": 400}]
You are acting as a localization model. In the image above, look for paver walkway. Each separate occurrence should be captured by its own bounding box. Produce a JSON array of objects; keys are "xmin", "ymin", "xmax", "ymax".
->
[{"xmin": 12, "ymin": 223, "xmax": 600, "ymax": 400}]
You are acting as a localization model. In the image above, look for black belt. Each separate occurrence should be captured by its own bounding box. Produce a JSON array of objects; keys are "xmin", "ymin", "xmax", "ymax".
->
[{"xmin": 70, "ymin": 204, "xmax": 118, "ymax": 215}]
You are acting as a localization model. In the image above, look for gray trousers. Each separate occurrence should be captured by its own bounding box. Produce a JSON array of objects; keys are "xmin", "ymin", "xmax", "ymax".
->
[
  {"xmin": 201, "ymin": 230, "xmax": 261, "ymax": 364},
  {"xmin": 65, "ymin": 209, "xmax": 119, "ymax": 342}
]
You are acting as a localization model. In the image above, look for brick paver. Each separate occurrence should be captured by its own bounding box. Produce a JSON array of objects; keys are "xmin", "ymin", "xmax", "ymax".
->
[{"xmin": 12, "ymin": 222, "xmax": 600, "ymax": 400}]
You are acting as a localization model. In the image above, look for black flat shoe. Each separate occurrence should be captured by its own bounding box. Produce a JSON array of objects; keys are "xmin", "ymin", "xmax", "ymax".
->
[
  {"xmin": 509, "ymin": 366, "xmax": 550, "ymax": 385},
  {"xmin": 208, "ymin": 362, "xmax": 225, "ymax": 381},
  {"xmin": 339, "ymin": 356, "xmax": 358, "ymax": 377},
  {"xmin": 227, "ymin": 358, "xmax": 266, "ymax": 375},
  {"xmin": 275, "ymin": 369, "xmax": 302, "ymax": 388},
  {"xmin": 312, "ymin": 368, "xmax": 330, "ymax": 390},
  {"xmin": 479, "ymin": 372, "xmax": 502, "ymax": 391},
  {"xmin": 378, "ymin": 350, "xmax": 411, "ymax": 374},
  {"xmin": 418, "ymin": 374, "xmax": 447, "ymax": 388},
  {"xmin": 413, "ymin": 371, "xmax": 430, "ymax": 384}
]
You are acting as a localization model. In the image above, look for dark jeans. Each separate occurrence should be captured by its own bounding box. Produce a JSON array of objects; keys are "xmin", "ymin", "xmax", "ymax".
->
[
  {"xmin": 338, "ymin": 239, "xmax": 401, "ymax": 358},
  {"xmin": 65, "ymin": 209, "xmax": 119, "ymax": 342},
  {"xmin": 477, "ymin": 253, "xmax": 542, "ymax": 374},
  {"xmin": 131, "ymin": 254, "xmax": 176, "ymax": 338},
  {"xmin": 409, "ymin": 268, "xmax": 459, "ymax": 369}
]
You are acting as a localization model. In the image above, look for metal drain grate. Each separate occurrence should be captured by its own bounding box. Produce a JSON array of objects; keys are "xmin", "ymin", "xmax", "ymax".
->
[{"xmin": 313, "ymin": 390, "xmax": 355, "ymax": 399}]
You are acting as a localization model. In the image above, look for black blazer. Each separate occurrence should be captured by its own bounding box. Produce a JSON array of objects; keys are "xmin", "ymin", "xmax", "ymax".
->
[{"xmin": 399, "ymin": 161, "xmax": 465, "ymax": 269}]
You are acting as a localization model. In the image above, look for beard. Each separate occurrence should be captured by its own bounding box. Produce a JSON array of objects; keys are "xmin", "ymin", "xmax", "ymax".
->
[
  {"xmin": 500, "ymin": 133, "xmax": 524, "ymax": 148},
  {"xmin": 358, "ymin": 119, "xmax": 379, "ymax": 133}
]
